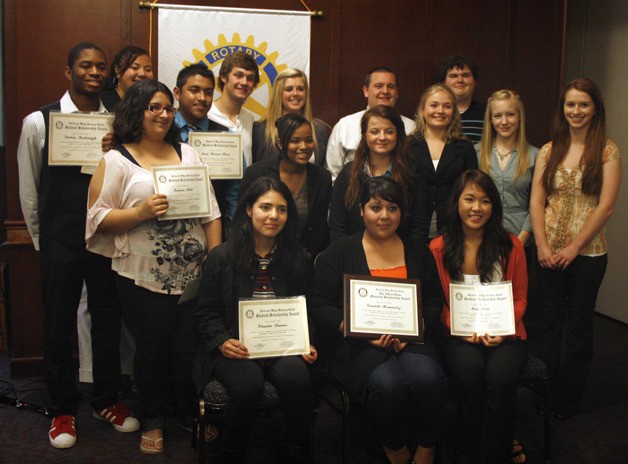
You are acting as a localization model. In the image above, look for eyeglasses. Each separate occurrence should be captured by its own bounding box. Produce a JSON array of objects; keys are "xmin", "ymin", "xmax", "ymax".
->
[{"xmin": 145, "ymin": 103, "xmax": 176, "ymax": 115}]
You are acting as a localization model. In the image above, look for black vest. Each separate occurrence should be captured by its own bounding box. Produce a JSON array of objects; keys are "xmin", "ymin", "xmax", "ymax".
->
[{"xmin": 38, "ymin": 101, "xmax": 92, "ymax": 250}]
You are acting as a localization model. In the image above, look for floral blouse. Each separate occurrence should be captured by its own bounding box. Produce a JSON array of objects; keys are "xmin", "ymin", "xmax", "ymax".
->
[
  {"xmin": 540, "ymin": 139, "xmax": 620, "ymax": 256},
  {"xmin": 86, "ymin": 143, "xmax": 221, "ymax": 294}
]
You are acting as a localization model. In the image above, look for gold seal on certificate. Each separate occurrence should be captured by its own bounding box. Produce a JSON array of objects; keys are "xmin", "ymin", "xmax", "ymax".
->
[
  {"xmin": 449, "ymin": 282, "xmax": 515, "ymax": 336},
  {"xmin": 48, "ymin": 112, "xmax": 114, "ymax": 166},
  {"xmin": 343, "ymin": 275, "xmax": 423, "ymax": 342},
  {"xmin": 238, "ymin": 296, "xmax": 311, "ymax": 359},
  {"xmin": 152, "ymin": 165, "xmax": 212, "ymax": 220},
  {"xmin": 188, "ymin": 132, "xmax": 243, "ymax": 179}
]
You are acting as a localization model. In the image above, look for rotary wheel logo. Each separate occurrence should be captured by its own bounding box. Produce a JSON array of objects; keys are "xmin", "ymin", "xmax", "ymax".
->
[{"xmin": 184, "ymin": 33, "xmax": 288, "ymax": 119}]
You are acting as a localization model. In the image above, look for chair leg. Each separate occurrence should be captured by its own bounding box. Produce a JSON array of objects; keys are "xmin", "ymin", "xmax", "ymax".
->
[{"xmin": 198, "ymin": 398, "xmax": 206, "ymax": 464}]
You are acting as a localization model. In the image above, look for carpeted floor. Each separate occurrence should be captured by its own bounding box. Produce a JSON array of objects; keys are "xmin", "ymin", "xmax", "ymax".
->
[{"xmin": 1, "ymin": 313, "xmax": 626, "ymax": 463}]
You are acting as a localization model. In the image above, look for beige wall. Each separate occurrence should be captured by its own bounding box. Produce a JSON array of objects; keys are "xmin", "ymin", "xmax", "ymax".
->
[{"xmin": 565, "ymin": 0, "xmax": 628, "ymax": 322}]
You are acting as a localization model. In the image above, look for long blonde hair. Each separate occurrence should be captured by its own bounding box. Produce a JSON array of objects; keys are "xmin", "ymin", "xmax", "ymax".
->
[
  {"xmin": 411, "ymin": 84, "xmax": 464, "ymax": 141},
  {"xmin": 262, "ymin": 68, "xmax": 316, "ymax": 148},
  {"xmin": 479, "ymin": 89, "xmax": 530, "ymax": 180}
]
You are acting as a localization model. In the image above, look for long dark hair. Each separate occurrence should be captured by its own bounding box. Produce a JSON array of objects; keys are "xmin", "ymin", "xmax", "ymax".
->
[
  {"xmin": 113, "ymin": 80, "xmax": 180, "ymax": 145},
  {"xmin": 443, "ymin": 170, "xmax": 512, "ymax": 282},
  {"xmin": 345, "ymin": 105, "xmax": 411, "ymax": 208},
  {"xmin": 228, "ymin": 177, "xmax": 307, "ymax": 274},
  {"xmin": 543, "ymin": 78, "xmax": 607, "ymax": 196}
]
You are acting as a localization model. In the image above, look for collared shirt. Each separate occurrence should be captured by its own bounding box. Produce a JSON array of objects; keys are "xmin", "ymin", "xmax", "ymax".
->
[
  {"xmin": 208, "ymin": 104, "xmax": 255, "ymax": 168},
  {"xmin": 175, "ymin": 111, "xmax": 212, "ymax": 143},
  {"xmin": 325, "ymin": 108, "xmax": 415, "ymax": 182},
  {"xmin": 17, "ymin": 91, "xmax": 107, "ymax": 250}
]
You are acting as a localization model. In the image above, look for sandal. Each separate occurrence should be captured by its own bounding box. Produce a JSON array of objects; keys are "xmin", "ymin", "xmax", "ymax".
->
[
  {"xmin": 510, "ymin": 439, "xmax": 526, "ymax": 463},
  {"xmin": 140, "ymin": 432, "xmax": 164, "ymax": 454}
]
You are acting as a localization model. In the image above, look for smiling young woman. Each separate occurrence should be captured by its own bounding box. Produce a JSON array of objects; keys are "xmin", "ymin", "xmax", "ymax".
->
[{"xmin": 530, "ymin": 78, "xmax": 621, "ymax": 420}]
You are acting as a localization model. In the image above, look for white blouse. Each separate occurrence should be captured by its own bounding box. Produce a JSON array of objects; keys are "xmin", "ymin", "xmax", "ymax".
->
[{"xmin": 86, "ymin": 143, "xmax": 221, "ymax": 294}]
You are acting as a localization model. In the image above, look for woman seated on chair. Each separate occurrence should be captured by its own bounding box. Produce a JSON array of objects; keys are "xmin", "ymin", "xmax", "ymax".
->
[
  {"xmin": 194, "ymin": 177, "xmax": 317, "ymax": 464},
  {"xmin": 311, "ymin": 176, "xmax": 448, "ymax": 464},
  {"xmin": 429, "ymin": 169, "xmax": 528, "ymax": 464}
]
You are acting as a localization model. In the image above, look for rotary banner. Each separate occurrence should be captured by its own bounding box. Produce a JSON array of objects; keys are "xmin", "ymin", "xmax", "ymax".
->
[{"xmin": 158, "ymin": 6, "xmax": 311, "ymax": 120}]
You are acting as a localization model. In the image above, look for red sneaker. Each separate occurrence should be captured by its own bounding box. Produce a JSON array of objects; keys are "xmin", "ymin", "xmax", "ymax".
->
[
  {"xmin": 93, "ymin": 403, "xmax": 140, "ymax": 432},
  {"xmin": 49, "ymin": 415, "xmax": 76, "ymax": 449}
]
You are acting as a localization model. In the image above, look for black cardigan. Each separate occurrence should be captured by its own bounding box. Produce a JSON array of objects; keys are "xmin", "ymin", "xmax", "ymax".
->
[
  {"xmin": 239, "ymin": 157, "xmax": 332, "ymax": 258},
  {"xmin": 408, "ymin": 137, "xmax": 478, "ymax": 242},
  {"xmin": 309, "ymin": 233, "xmax": 443, "ymax": 401},
  {"xmin": 193, "ymin": 242, "xmax": 311, "ymax": 393}
]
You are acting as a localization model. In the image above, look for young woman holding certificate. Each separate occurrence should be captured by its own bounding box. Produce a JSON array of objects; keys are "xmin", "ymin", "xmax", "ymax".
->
[
  {"xmin": 311, "ymin": 177, "xmax": 447, "ymax": 464},
  {"xmin": 429, "ymin": 169, "xmax": 528, "ymax": 464},
  {"xmin": 194, "ymin": 177, "xmax": 316, "ymax": 464},
  {"xmin": 86, "ymin": 79, "xmax": 222, "ymax": 454},
  {"xmin": 530, "ymin": 78, "xmax": 621, "ymax": 420}
]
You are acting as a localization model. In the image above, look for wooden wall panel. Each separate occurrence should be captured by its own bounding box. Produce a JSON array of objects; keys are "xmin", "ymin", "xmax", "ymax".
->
[{"xmin": 2, "ymin": 0, "xmax": 566, "ymax": 376}]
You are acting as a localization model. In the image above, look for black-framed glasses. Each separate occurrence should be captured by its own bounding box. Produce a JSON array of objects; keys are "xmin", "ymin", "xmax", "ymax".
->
[{"xmin": 145, "ymin": 103, "xmax": 176, "ymax": 115}]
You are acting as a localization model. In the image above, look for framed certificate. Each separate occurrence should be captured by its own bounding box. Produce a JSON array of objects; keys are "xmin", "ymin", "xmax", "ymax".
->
[
  {"xmin": 48, "ymin": 112, "xmax": 114, "ymax": 166},
  {"xmin": 343, "ymin": 274, "xmax": 423, "ymax": 342},
  {"xmin": 188, "ymin": 132, "xmax": 243, "ymax": 179},
  {"xmin": 152, "ymin": 165, "xmax": 212, "ymax": 220},
  {"xmin": 238, "ymin": 296, "xmax": 310, "ymax": 359},
  {"xmin": 449, "ymin": 282, "xmax": 515, "ymax": 336}
]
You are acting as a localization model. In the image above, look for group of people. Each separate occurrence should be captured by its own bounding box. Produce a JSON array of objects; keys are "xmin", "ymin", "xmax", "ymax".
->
[{"xmin": 16, "ymin": 40, "xmax": 621, "ymax": 464}]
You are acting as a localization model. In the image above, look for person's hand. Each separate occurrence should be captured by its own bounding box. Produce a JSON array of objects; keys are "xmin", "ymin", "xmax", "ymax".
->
[
  {"xmin": 338, "ymin": 321, "xmax": 344, "ymax": 333},
  {"xmin": 537, "ymin": 244, "xmax": 557, "ymax": 269},
  {"xmin": 369, "ymin": 334, "xmax": 395, "ymax": 349},
  {"xmin": 218, "ymin": 339, "xmax": 249, "ymax": 359},
  {"xmin": 478, "ymin": 335, "xmax": 504, "ymax": 347},
  {"xmin": 101, "ymin": 132, "xmax": 115, "ymax": 152},
  {"xmin": 302, "ymin": 345, "xmax": 318, "ymax": 364},
  {"xmin": 554, "ymin": 243, "xmax": 580, "ymax": 270},
  {"xmin": 393, "ymin": 338, "xmax": 408, "ymax": 353},
  {"xmin": 461, "ymin": 333, "xmax": 479, "ymax": 344},
  {"xmin": 138, "ymin": 194, "xmax": 169, "ymax": 221}
]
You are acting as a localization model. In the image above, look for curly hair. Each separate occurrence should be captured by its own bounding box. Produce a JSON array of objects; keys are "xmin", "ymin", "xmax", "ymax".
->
[{"xmin": 113, "ymin": 80, "xmax": 180, "ymax": 145}]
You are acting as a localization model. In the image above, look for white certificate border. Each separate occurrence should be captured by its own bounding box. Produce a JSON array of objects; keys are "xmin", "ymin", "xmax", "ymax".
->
[
  {"xmin": 188, "ymin": 132, "xmax": 243, "ymax": 180},
  {"xmin": 48, "ymin": 112, "xmax": 113, "ymax": 166},
  {"xmin": 349, "ymin": 279, "xmax": 420, "ymax": 337},
  {"xmin": 152, "ymin": 164, "xmax": 212, "ymax": 220},
  {"xmin": 449, "ymin": 282, "xmax": 516, "ymax": 337},
  {"xmin": 238, "ymin": 296, "xmax": 310, "ymax": 359}
]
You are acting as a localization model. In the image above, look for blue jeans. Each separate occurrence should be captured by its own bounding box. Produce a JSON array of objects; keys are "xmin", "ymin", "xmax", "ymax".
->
[{"xmin": 366, "ymin": 350, "xmax": 448, "ymax": 450}]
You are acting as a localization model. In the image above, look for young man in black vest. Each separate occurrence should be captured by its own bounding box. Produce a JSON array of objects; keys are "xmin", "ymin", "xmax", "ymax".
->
[{"xmin": 17, "ymin": 42, "xmax": 139, "ymax": 449}]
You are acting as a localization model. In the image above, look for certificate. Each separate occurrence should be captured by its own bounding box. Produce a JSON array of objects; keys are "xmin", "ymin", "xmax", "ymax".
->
[
  {"xmin": 343, "ymin": 275, "xmax": 423, "ymax": 342},
  {"xmin": 449, "ymin": 282, "xmax": 515, "ymax": 336},
  {"xmin": 152, "ymin": 165, "xmax": 212, "ymax": 220},
  {"xmin": 48, "ymin": 112, "xmax": 113, "ymax": 166},
  {"xmin": 188, "ymin": 132, "xmax": 243, "ymax": 179},
  {"xmin": 238, "ymin": 296, "xmax": 311, "ymax": 359}
]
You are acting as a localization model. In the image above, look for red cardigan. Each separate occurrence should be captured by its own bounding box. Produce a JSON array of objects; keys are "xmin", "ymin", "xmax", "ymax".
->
[{"xmin": 429, "ymin": 234, "xmax": 528, "ymax": 340}]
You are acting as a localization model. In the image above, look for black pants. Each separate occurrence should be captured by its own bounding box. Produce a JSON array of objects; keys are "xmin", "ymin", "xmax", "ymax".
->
[
  {"xmin": 447, "ymin": 338, "xmax": 527, "ymax": 464},
  {"xmin": 116, "ymin": 275, "xmax": 199, "ymax": 430},
  {"xmin": 212, "ymin": 355, "xmax": 313, "ymax": 459},
  {"xmin": 40, "ymin": 239, "xmax": 122, "ymax": 416},
  {"xmin": 535, "ymin": 254, "xmax": 607, "ymax": 415}
]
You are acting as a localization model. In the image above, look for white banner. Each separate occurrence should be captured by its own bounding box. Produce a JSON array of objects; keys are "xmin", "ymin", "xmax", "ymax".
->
[{"xmin": 158, "ymin": 7, "xmax": 311, "ymax": 120}]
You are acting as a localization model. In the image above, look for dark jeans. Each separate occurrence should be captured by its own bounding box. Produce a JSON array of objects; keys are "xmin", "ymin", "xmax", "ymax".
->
[
  {"xmin": 116, "ymin": 275, "xmax": 199, "ymax": 430},
  {"xmin": 366, "ymin": 351, "xmax": 448, "ymax": 450},
  {"xmin": 212, "ymin": 355, "xmax": 313, "ymax": 459},
  {"xmin": 535, "ymin": 254, "xmax": 607, "ymax": 415},
  {"xmin": 40, "ymin": 240, "xmax": 121, "ymax": 416},
  {"xmin": 447, "ymin": 338, "xmax": 527, "ymax": 464}
]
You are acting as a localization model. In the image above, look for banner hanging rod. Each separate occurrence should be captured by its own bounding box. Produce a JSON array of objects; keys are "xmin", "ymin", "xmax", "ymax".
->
[{"xmin": 138, "ymin": 2, "xmax": 323, "ymax": 17}]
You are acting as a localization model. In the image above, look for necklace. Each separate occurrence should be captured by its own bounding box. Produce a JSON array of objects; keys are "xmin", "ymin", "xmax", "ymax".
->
[{"xmin": 495, "ymin": 146, "xmax": 514, "ymax": 163}]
